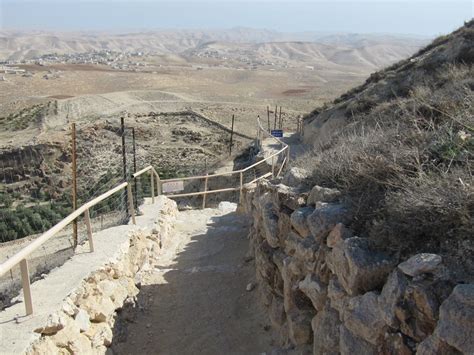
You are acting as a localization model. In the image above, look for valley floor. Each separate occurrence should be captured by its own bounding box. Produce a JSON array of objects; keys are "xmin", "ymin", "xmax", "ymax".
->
[{"xmin": 111, "ymin": 204, "xmax": 275, "ymax": 354}]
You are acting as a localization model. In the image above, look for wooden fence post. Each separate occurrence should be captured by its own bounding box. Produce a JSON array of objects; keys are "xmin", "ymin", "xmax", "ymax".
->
[
  {"xmin": 20, "ymin": 259, "xmax": 33, "ymax": 315},
  {"xmin": 127, "ymin": 184, "xmax": 136, "ymax": 225},
  {"xmin": 150, "ymin": 171, "xmax": 155, "ymax": 204},
  {"xmin": 202, "ymin": 176, "xmax": 208, "ymax": 209},
  {"xmin": 84, "ymin": 208, "xmax": 94, "ymax": 252}
]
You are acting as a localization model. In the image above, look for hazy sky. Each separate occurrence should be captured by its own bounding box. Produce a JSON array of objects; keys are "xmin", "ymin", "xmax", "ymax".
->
[{"xmin": 0, "ymin": 0, "xmax": 472, "ymax": 36}]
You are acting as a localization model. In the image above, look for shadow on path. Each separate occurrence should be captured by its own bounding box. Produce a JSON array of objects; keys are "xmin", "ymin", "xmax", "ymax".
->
[{"xmin": 111, "ymin": 210, "xmax": 275, "ymax": 355}]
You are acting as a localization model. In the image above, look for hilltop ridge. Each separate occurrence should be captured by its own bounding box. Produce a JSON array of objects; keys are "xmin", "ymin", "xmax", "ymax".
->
[{"xmin": 299, "ymin": 20, "xmax": 473, "ymax": 280}]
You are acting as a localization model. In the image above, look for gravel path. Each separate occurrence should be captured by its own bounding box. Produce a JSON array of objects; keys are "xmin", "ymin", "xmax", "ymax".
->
[{"xmin": 111, "ymin": 204, "xmax": 276, "ymax": 355}]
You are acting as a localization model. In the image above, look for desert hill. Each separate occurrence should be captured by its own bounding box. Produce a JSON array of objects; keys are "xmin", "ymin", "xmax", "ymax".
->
[
  {"xmin": 299, "ymin": 20, "xmax": 473, "ymax": 280},
  {"xmin": 0, "ymin": 28, "xmax": 426, "ymax": 71}
]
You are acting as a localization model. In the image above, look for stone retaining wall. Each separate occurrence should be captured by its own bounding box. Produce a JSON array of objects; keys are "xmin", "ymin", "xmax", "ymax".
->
[
  {"xmin": 25, "ymin": 198, "xmax": 178, "ymax": 354},
  {"xmin": 239, "ymin": 179, "xmax": 473, "ymax": 354}
]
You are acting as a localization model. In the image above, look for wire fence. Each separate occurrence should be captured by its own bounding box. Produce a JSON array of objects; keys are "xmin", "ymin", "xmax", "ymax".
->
[{"xmin": 0, "ymin": 117, "xmax": 145, "ymax": 309}]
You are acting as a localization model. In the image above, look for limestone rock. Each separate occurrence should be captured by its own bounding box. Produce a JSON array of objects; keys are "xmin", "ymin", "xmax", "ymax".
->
[
  {"xmin": 290, "ymin": 207, "xmax": 314, "ymax": 238},
  {"xmin": 436, "ymin": 284, "xmax": 474, "ymax": 354},
  {"xmin": 75, "ymin": 309, "xmax": 91, "ymax": 333},
  {"xmin": 34, "ymin": 312, "xmax": 67, "ymax": 335},
  {"xmin": 298, "ymin": 274, "xmax": 328, "ymax": 312},
  {"xmin": 62, "ymin": 297, "xmax": 79, "ymax": 317},
  {"xmin": 327, "ymin": 237, "xmax": 393, "ymax": 295},
  {"xmin": 307, "ymin": 185, "xmax": 341, "ymax": 205},
  {"xmin": 380, "ymin": 332, "xmax": 413, "ymax": 355},
  {"xmin": 80, "ymin": 297, "xmax": 116, "ymax": 323},
  {"xmin": 378, "ymin": 270, "xmax": 408, "ymax": 328},
  {"xmin": 327, "ymin": 277, "xmax": 349, "ymax": 316},
  {"xmin": 416, "ymin": 333, "xmax": 462, "ymax": 355},
  {"xmin": 270, "ymin": 296, "xmax": 286, "ymax": 328},
  {"xmin": 306, "ymin": 203, "xmax": 350, "ymax": 240},
  {"xmin": 284, "ymin": 232, "xmax": 319, "ymax": 265},
  {"xmin": 312, "ymin": 305, "xmax": 341, "ymax": 354},
  {"xmin": 396, "ymin": 283, "xmax": 439, "ymax": 341},
  {"xmin": 272, "ymin": 183, "xmax": 307, "ymax": 211},
  {"xmin": 85, "ymin": 322, "xmax": 113, "ymax": 348},
  {"xmin": 26, "ymin": 337, "xmax": 62, "ymax": 355},
  {"xmin": 67, "ymin": 334, "xmax": 92, "ymax": 354},
  {"xmin": 343, "ymin": 291, "xmax": 386, "ymax": 345},
  {"xmin": 262, "ymin": 203, "xmax": 280, "ymax": 248},
  {"xmin": 282, "ymin": 167, "xmax": 309, "ymax": 187},
  {"xmin": 288, "ymin": 311, "xmax": 313, "ymax": 345},
  {"xmin": 398, "ymin": 254, "xmax": 442, "ymax": 277},
  {"xmin": 327, "ymin": 223, "xmax": 353, "ymax": 248},
  {"xmin": 339, "ymin": 325, "xmax": 377, "ymax": 355}
]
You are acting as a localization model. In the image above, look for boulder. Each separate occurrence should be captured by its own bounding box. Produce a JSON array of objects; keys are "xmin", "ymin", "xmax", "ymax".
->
[
  {"xmin": 84, "ymin": 322, "xmax": 113, "ymax": 348},
  {"xmin": 34, "ymin": 312, "xmax": 67, "ymax": 335},
  {"xmin": 282, "ymin": 167, "xmax": 309, "ymax": 187},
  {"xmin": 284, "ymin": 232, "xmax": 319, "ymax": 263},
  {"xmin": 74, "ymin": 309, "xmax": 91, "ymax": 333},
  {"xmin": 327, "ymin": 277, "xmax": 349, "ymax": 316},
  {"xmin": 312, "ymin": 305, "xmax": 341, "ymax": 354},
  {"xmin": 307, "ymin": 185, "xmax": 341, "ymax": 205},
  {"xmin": 67, "ymin": 334, "xmax": 92, "ymax": 354},
  {"xmin": 436, "ymin": 284, "xmax": 474, "ymax": 354},
  {"xmin": 398, "ymin": 254, "xmax": 442, "ymax": 277},
  {"xmin": 262, "ymin": 202, "xmax": 280, "ymax": 248},
  {"xmin": 298, "ymin": 274, "xmax": 328, "ymax": 312},
  {"xmin": 290, "ymin": 207, "xmax": 314, "ymax": 238},
  {"xmin": 327, "ymin": 223, "xmax": 353, "ymax": 248},
  {"xmin": 306, "ymin": 203, "xmax": 350, "ymax": 240},
  {"xmin": 269, "ymin": 295, "xmax": 287, "ymax": 328},
  {"xmin": 288, "ymin": 311, "xmax": 314, "ymax": 345},
  {"xmin": 339, "ymin": 325, "xmax": 377, "ymax": 355},
  {"xmin": 62, "ymin": 297, "xmax": 79, "ymax": 317},
  {"xmin": 327, "ymin": 237, "xmax": 393, "ymax": 295},
  {"xmin": 342, "ymin": 291, "xmax": 386, "ymax": 345},
  {"xmin": 396, "ymin": 283, "xmax": 439, "ymax": 342},
  {"xmin": 416, "ymin": 333, "xmax": 462, "ymax": 355},
  {"xmin": 378, "ymin": 270, "xmax": 408, "ymax": 328},
  {"xmin": 380, "ymin": 332, "xmax": 413, "ymax": 355}
]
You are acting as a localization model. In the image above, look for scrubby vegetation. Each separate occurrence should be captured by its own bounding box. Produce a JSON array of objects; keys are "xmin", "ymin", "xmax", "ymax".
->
[
  {"xmin": 0, "ymin": 102, "xmax": 54, "ymax": 131},
  {"xmin": 297, "ymin": 21, "xmax": 473, "ymax": 278}
]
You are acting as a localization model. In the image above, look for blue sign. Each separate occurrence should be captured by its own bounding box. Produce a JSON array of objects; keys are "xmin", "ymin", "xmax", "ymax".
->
[{"xmin": 271, "ymin": 130, "xmax": 283, "ymax": 138}]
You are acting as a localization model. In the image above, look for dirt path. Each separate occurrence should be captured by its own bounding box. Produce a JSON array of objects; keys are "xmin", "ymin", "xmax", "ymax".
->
[{"xmin": 111, "ymin": 204, "xmax": 276, "ymax": 355}]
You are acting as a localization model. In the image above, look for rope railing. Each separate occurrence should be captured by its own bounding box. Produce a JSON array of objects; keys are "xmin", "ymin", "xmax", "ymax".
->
[{"xmin": 0, "ymin": 116, "xmax": 289, "ymax": 316}]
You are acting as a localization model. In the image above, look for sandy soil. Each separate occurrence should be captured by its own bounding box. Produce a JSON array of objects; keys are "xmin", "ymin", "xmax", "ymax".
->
[{"xmin": 111, "ymin": 205, "xmax": 276, "ymax": 354}]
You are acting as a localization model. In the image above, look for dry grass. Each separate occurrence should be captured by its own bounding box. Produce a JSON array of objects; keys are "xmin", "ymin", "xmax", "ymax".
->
[{"xmin": 295, "ymin": 63, "xmax": 473, "ymax": 277}]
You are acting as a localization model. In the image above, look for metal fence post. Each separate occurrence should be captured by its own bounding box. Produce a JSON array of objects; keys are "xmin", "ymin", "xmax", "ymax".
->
[
  {"xmin": 71, "ymin": 123, "xmax": 78, "ymax": 248},
  {"xmin": 150, "ymin": 171, "xmax": 155, "ymax": 204}
]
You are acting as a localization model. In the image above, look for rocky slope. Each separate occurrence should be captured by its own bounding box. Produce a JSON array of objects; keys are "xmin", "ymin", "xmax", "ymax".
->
[{"xmin": 298, "ymin": 20, "xmax": 473, "ymax": 279}]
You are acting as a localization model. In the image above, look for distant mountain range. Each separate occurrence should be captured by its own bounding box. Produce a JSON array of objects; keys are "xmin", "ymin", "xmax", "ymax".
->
[{"xmin": 0, "ymin": 28, "xmax": 428, "ymax": 68}]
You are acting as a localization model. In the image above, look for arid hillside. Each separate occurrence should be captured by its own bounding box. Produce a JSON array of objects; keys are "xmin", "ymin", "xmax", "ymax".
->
[{"xmin": 298, "ymin": 20, "xmax": 474, "ymax": 281}]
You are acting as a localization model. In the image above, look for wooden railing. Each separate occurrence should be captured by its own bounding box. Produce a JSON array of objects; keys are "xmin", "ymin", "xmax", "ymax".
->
[{"xmin": 0, "ymin": 117, "xmax": 289, "ymax": 316}]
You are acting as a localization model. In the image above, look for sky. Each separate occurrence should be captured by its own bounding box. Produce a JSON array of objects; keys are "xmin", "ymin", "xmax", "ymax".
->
[{"xmin": 0, "ymin": 0, "xmax": 472, "ymax": 36}]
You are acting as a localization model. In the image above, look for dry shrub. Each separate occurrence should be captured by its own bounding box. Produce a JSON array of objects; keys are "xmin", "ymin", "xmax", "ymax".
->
[{"xmin": 295, "ymin": 64, "xmax": 474, "ymax": 270}]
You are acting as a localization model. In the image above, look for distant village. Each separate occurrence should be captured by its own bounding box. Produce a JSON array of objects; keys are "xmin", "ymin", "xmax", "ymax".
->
[{"xmin": 0, "ymin": 50, "xmax": 149, "ymax": 72}]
